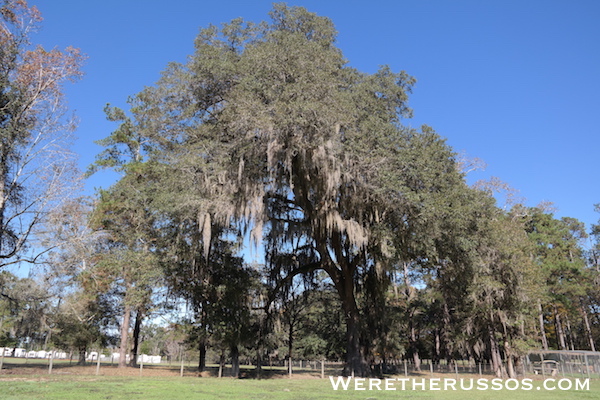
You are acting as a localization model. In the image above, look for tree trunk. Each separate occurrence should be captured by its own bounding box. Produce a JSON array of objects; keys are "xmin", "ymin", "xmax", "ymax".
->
[
  {"xmin": 538, "ymin": 301, "xmax": 548, "ymax": 350},
  {"xmin": 255, "ymin": 315, "xmax": 263, "ymax": 378},
  {"xmin": 198, "ymin": 340, "xmax": 206, "ymax": 372},
  {"xmin": 218, "ymin": 349, "xmax": 225, "ymax": 378},
  {"xmin": 77, "ymin": 347, "xmax": 86, "ymax": 366},
  {"xmin": 553, "ymin": 305, "xmax": 567, "ymax": 350},
  {"xmin": 344, "ymin": 306, "xmax": 366, "ymax": 376},
  {"xmin": 129, "ymin": 307, "xmax": 144, "ymax": 367},
  {"xmin": 315, "ymin": 213, "xmax": 369, "ymax": 377},
  {"xmin": 488, "ymin": 324, "xmax": 504, "ymax": 378},
  {"xmin": 404, "ymin": 263, "xmax": 420, "ymax": 372},
  {"xmin": 118, "ymin": 304, "xmax": 131, "ymax": 368},
  {"xmin": 0, "ymin": 154, "xmax": 9, "ymax": 258},
  {"xmin": 441, "ymin": 302, "xmax": 451, "ymax": 362},
  {"xmin": 410, "ymin": 319, "xmax": 421, "ymax": 371},
  {"xmin": 231, "ymin": 344, "xmax": 240, "ymax": 378},
  {"xmin": 392, "ymin": 270, "xmax": 399, "ymax": 300},
  {"xmin": 500, "ymin": 318, "xmax": 517, "ymax": 379},
  {"xmin": 255, "ymin": 345, "xmax": 262, "ymax": 377},
  {"xmin": 503, "ymin": 336, "xmax": 516, "ymax": 379},
  {"xmin": 433, "ymin": 328, "xmax": 441, "ymax": 364},
  {"xmin": 287, "ymin": 318, "xmax": 294, "ymax": 374},
  {"xmin": 581, "ymin": 300, "xmax": 596, "ymax": 351},
  {"xmin": 336, "ymin": 266, "xmax": 368, "ymax": 377},
  {"xmin": 506, "ymin": 353, "xmax": 516, "ymax": 379},
  {"xmin": 564, "ymin": 314, "xmax": 575, "ymax": 351}
]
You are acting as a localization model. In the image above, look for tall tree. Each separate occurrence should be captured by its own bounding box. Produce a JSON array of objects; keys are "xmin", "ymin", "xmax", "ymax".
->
[
  {"xmin": 90, "ymin": 175, "xmax": 163, "ymax": 368},
  {"xmin": 0, "ymin": 0, "xmax": 83, "ymax": 267},
  {"xmin": 95, "ymin": 4, "xmax": 479, "ymax": 376},
  {"xmin": 524, "ymin": 208, "xmax": 589, "ymax": 351},
  {"xmin": 89, "ymin": 103, "xmax": 167, "ymax": 368}
]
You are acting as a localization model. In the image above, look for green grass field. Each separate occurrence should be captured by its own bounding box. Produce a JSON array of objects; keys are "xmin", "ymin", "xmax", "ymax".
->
[
  {"xmin": 0, "ymin": 358, "xmax": 599, "ymax": 399},
  {"xmin": 1, "ymin": 375, "xmax": 599, "ymax": 400}
]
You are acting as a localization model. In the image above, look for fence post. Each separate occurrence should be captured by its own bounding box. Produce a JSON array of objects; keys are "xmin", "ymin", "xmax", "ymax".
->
[
  {"xmin": 404, "ymin": 359, "xmax": 407, "ymax": 377},
  {"xmin": 454, "ymin": 361, "xmax": 458, "ymax": 379},
  {"xmin": 321, "ymin": 359, "xmax": 325, "ymax": 379},
  {"xmin": 288, "ymin": 357, "xmax": 292, "ymax": 378},
  {"xmin": 48, "ymin": 351, "xmax": 54, "ymax": 375},
  {"xmin": 96, "ymin": 350, "xmax": 101, "ymax": 376},
  {"xmin": 139, "ymin": 356, "xmax": 144, "ymax": 377},
  {"xmin": 0, "ymin": 350, "xmax": 4, "ymax": 374},
  {"xmin": 180, "ymin": 353, "xmax": 185, "ymax": 377},
  {"xmin": 541, "ymin": 353, "xmax": 545, "ymax": 377},
  {"xmin": 429, "ymin": 360, "xmax": 433, "ymax": 377}
]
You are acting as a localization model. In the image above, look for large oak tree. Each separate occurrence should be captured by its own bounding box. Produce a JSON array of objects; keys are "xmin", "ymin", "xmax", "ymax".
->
[{"xmin": 96, "ymin": 4, "xmax": 475, "ymax": 376}]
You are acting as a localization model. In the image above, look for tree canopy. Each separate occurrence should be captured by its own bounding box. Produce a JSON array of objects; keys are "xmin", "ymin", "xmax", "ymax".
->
[
  {"xmin": 2, "ymin": 1, "xmax": 598, "ymax": 381},
  {"xmin": 91, "ymin": 4, "xmax": 534, "ymax": 376}
]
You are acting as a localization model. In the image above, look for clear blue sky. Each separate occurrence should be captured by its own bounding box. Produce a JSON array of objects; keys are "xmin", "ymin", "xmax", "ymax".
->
[{"xmin": 31, "ymin": 0, "xmax": 600, "ymax": 237}]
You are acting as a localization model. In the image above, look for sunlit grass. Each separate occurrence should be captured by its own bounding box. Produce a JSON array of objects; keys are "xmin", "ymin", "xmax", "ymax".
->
[{"xmin": 0, "ymin": 373, "xmax": 599, "ymax": 400}]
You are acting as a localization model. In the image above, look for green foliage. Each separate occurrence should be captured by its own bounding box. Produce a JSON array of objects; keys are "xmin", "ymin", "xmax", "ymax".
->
[
  {"xmin": 523, "ymin": 208, "xmax": 592, "ymax": 351},
  {"xmin": 0, "ymin": 271, "xmax": 52, "ymax": 348},
  {"xmin": 87, "ymin": 3, "xmax": 596, "ymax": 378},
  {"xmin": 50, "ymin": 291, "xmax": 114, "ymax": 361}
]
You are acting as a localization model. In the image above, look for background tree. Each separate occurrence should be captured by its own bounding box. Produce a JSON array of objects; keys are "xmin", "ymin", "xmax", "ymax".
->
[
  {"xmin": 0, "ymin": 270, "xmax": 52, "ymax": 351},
  {"xmin": 41, "ymin": 197, "xmax": 118, "ymax": 364},
  {"xmin": 0, "ymin": 0, "xmax": 83, "ymax": 268},
  {"xmin": 89, "ymin": 106, "xmax": 166, "ymax": 368},
  {"xmin": 51, "ymin": 290, "xmax": 114, "ymax": 365},
  {"xmin": 162, "ymin": 218, "xmax": 256, "ymax": 376},
  {"xmin": 90, "ymin": 184, "xmax": 163, "ymax": 368},
  {"xmin": 524, "ymin": 208, "xmax": 590, "ymax": 351},
  {"xmin": 591, "ymin": 204, "xmax": 600, "ymax": 269}
]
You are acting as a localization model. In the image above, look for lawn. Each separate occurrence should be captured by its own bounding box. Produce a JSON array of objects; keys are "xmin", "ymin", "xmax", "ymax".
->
[
  {"xmin": 0, "ymin": 374, "xmax": 599, "ymax": 400},
  {"xmin": 0, "ymin": 358, "xmax": 599, "ymax": 399}
]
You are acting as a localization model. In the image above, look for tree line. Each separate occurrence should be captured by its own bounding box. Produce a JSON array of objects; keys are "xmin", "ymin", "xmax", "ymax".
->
[{"xmin": 1, "ymin": 1, "xmax": 599, "ymax": 378}]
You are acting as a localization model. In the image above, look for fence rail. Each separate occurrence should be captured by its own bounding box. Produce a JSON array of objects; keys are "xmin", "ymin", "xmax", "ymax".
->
[{"xmin": 2, "ymin": 348, "xmax": 600, "ymax": 379}]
